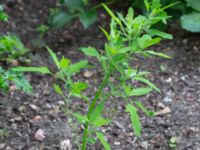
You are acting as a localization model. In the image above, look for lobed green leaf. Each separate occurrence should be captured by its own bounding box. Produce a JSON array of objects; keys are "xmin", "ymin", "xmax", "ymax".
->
[{"xmin": 80, "ymin": 46, "xmax": 99, "ymax": 57}]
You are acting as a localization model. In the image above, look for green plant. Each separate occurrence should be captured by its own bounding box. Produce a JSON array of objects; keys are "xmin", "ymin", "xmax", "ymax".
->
[
  {"xmin": 13, "ymin": 0, "xmax": 173, "ymax": 149},
  {"xmin": 36, "ymin": 24, "xmax": 49, "ymax": 34},
  {"xmin": 180, "ymin": 0, "xmax": 200, "ymax": 32},
  {"xmin": 0, "ymin": 5, "xmax": 32, "ymax": 94},
  {"xmin": 0, "ymin": 4, "xmax": 8, "ymax": 21},
  {"xmin": 169, "ymin": 137, "xmax": 177, "ymax": 149},
  {"xmin": 0, "ymin": 67, "xmax": 32, "ymax": 93},
  {"xmin": 132, "ymin": 0, "xmax": 200, "ymax": 32},
  {"xmin": 0, "ymin": 35, "xmax": 28, "ymax": 62}
]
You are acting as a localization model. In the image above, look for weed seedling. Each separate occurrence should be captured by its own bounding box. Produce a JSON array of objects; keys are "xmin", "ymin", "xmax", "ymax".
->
[
  {"xmin": 36, "ymin": 24, "xmax": 49, "ymax": 35},
  {"xmin": 169, "ymin": 137, "xmax": 177, "ymax": 149},
  {"xmin": 0, "ymin": 128, "xmax": 9, "ymax": 138},
  {"xmin": 13, "ymin": 0, "xmax": 174, "ymax": 149}
]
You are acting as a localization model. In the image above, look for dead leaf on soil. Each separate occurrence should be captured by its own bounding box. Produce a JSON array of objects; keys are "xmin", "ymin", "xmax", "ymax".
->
[{"xmin": 155, "ymin": 106, "xmax": 171, "ymax": 115}]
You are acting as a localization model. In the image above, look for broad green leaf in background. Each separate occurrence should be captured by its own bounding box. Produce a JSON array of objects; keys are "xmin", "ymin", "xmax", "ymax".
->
[
  {"xmin": 147, "ymin": 29, "xmax": 173, "ymax": 39},
  {"xmin": 134, "ymin": 76, "xmax": 160, "ymax": 92},
  {"xmin": 96, "ymin": 132, "xmax": 111, "ymax": 150},
  {"xmin": 79, "ymin": 10, "xmax": 97, "ymax": 28},
  {"xmin": 181, "ymin": 12, "xmax": 200, "ymax": 32},
  {"xmin": 48, "ymin": 11, "xmax": 75, "ymax": 29},
  {"xmin": 126, "ymin": 103, "xmax": 141, "ymax": 136},
  {"xmin": 145, "ymin": 50, "xmax": 172, "ymax": 59},
  {"xmin": 80, "ymin": 46, "xmax": 99, "ymax": 57},
  {"xmin": 82, "ymin": 0, "xmax": 89, "ymax": 5},
  {"xmin": 12, "ymin": 67, "xmax": 52, "ymax": 74},
  {"xmin": 61, "ymin": 0, "xmax": 84, "ymax": 11},
  {"xmin": 185, "ymin": 0, "xmax": 200, "ymax": 11},
  {"xmin": 46, "ymin": 47, "xmax": 60, "ymax": 69}
]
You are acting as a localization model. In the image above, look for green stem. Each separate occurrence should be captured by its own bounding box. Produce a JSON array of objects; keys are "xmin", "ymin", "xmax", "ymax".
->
[
  {"xmin": 81, "ymin": 121, "xmax": 89, "ymax": 150},
  {"xmin": 81, "ymin": 64, "xmax": 114, "ymax": 150},
  {"xmin": 91, "ymin": 0, "xmax": 117, "ymax": 10},
  {"xmin": 88, "ymin": 69, "xmax": 113, "ymax": 116}
]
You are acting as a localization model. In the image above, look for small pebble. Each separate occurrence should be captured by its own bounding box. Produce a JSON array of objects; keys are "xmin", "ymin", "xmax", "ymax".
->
[
  {"xmin": 114, "ymin": 141, "xmax": 120, "ymax": 145},
  {"xmin": 35, "ymin": 129, "xmax": 46, "ymax": 141},
  {"xmin": 60, "ymin": 139, "xmax": 72, "ymax": 150},
  {"xmin": 163, "ymin": 96, "xmax": 172, "ymax": 103},
  {"xmin": 0, "ymin": 144, "xmax": 6, "ymax": 150},
  {"xmin": 29, "ymin": 104, "xmax": 38, "ymax": 111},
  {"xmin": 165, "ymin": 77, "xmax": 172, "ymax": 83},
  {"xmin": 58, "ymin": 101, "xmax": 65, "ymax": 105}
]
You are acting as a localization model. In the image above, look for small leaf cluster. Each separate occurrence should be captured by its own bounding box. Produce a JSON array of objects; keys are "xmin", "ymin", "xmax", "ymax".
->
[
  {"xmin": 0, "ymin": 67, "xmax": 32, "ymax": 93},
  {"xmin": 13, "ymin": 47, "xmax": 89, "ymax": 104},
  {"xmin": 0, "ymin": 35, "xmax": 28, "ymax": 62},
  {"xmin": 0, "ymin": 10, "xmax": 31, "ymax": 94},
  {"xmin": 36, "ymin": 24, "xmax": 49, "ymax": 34},
  {"xmin": 132, "ymin": 0, "xmax": 200, "ymax": 32}
]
